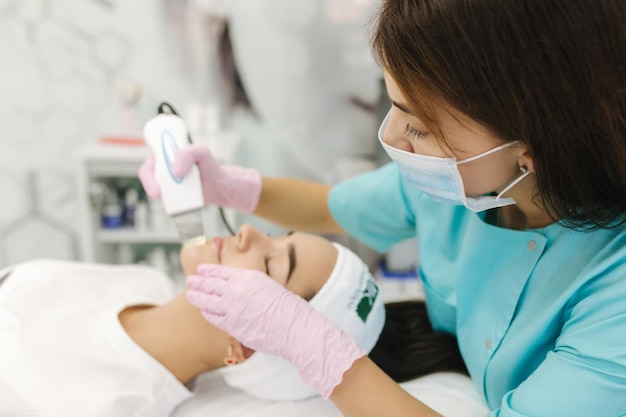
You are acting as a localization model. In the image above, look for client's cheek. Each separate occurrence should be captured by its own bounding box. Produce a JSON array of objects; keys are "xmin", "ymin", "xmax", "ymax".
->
[
  {"xmin": 180, "ymin": 243, "xmax": 215, "ymax": 275},
  {"xmin": 222, "ymin": 256, "xmax": 267, "ymax": 278},
  {"xmin": 285, "ymin": 280, "xmax": 312, "ymax": 300}
]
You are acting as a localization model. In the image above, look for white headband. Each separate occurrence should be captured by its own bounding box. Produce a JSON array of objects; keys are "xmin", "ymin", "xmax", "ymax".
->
[{"xmin": 219, "ymin": 242, "xmax": 386, "ymax": 401}]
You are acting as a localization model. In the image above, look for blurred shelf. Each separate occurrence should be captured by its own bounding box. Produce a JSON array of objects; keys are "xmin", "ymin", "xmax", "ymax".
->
[
  {"xmin": 96, "ymin": 228, "xmax": 180, "ymax": 244},
  {"xmin": 78, "ymin": 142, "xmax": 232, "ymax": 264},
  {"xmin": 79, "ymin": 144, "xmax": 151, "ymax": 177}
]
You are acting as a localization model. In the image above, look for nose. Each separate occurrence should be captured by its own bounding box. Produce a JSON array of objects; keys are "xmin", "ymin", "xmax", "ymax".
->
[
  {"xmin": 382, "ymin": 111, "xmax": 414, "ymax": 153},
  {"xmin": 235, "ymin": 223, "xmax": 267, "ymax": 252}
]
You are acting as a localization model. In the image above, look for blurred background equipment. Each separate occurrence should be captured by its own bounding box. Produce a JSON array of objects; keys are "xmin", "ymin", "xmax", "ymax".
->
[{"xmin": 0, "ymin": 0, "xmax": 414, "ymax": 285}]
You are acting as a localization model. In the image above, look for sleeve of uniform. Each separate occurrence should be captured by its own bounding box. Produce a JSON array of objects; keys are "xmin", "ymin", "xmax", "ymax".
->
[
  {"xmin": 488, "ymin": 254, "xmax": 626, "ymax": 417},
  {"xmin": 328, "ymin": 163, "xmax": 417, "ymax": 253}
]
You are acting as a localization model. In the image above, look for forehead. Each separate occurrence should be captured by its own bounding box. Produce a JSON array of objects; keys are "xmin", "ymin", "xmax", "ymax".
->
[
  {"xmin": 383, "ymin": 70, "xmax": 503, "ymax": 153},
  {"xmin": 383, "ymin": 70, "xmax": 444, "ymax": 122},
  {"xmin": 383, "ymin": 71, "xmax": 406, "ymax": 105}
]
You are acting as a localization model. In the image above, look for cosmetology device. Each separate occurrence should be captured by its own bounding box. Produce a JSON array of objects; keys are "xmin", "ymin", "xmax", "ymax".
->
[{"xmin": 143, "ymin": 103, "xmax": 207, "ymax": 246}]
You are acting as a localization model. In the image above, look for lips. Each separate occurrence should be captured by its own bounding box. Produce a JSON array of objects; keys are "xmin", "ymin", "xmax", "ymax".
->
[{"xmin": 211, "ymin": 237, "xmax": 223, "ymax": 262}]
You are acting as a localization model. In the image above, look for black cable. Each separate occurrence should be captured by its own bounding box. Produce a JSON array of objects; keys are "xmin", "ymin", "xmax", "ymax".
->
[
  {"xmin": 157, "ymin": 102, "xmax": 193, "ymax": 144},
  {"xmin": 219, "ymin": 206, "xmax": 236, "ymax": 236},
  {"xmin": 157, "ymin": 102, "xmax": 178, "ymax": 115}
]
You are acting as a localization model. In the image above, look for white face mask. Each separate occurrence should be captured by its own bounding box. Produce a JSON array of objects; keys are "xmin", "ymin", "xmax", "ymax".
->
[{"xmin": 378, "ymin": 110, "xmax": 530, "ymax": 212}]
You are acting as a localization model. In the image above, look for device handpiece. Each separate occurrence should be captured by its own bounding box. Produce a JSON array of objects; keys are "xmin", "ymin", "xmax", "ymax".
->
[{"xmin": 143, "ymin": 109, "xmax": 207, "ymax": 246}]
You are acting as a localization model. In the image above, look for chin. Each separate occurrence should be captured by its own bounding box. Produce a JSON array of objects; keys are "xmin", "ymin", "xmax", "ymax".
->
[{"xmin": 180, "ymin": 243, "xmax": 217, "ymax": 275}]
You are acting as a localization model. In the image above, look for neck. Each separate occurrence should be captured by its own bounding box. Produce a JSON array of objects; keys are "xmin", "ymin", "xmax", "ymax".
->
[
  {"xmin": 499, "ymin": 173, "xmax": 555, "ymax": 230},
  {"xmin": 119, "ymin": 293, "xmax": 229, "ymax": 384}
]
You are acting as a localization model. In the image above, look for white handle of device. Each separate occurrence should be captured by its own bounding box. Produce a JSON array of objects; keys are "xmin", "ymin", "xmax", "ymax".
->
[{"xmin": 143, "ymin": 113, "xmax": 205, "ymax": 216}]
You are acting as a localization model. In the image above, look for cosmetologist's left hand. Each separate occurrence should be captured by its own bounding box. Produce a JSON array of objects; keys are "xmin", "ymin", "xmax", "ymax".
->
[{"xmin": 186, "ymin": 264, "xmax": 365, "ymax": 398}]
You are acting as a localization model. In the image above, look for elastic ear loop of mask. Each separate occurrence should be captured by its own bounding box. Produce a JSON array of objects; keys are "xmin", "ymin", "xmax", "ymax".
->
[
  {"xmin": 156, "ymin": 101, "xmax": 236, "ymax": 236},
  {"xmin": 495, "ymin": 168, "xmax": 531, "ymax": 200},
  {"xmin": 456, "ymin": 141, "xmax": 517, "ymax": 165},
  {"xmin": 456, "ymin": 140, "xmax": 530, "ymax": 200}
]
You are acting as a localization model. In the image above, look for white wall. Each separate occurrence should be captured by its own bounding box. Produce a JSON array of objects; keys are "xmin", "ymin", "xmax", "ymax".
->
[
  {"xmin": 0, "ymin": 0, "xmax": 195, "ymax": 266},
  {"xmin": 0, "ymin": 0, "xmax": 384, "ymax": 267}
]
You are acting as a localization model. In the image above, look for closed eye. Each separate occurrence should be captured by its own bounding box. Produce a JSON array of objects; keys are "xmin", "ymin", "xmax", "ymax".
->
[{"xmin": 264, "ymin": 231, "xmax": 296, "ymax": 282}]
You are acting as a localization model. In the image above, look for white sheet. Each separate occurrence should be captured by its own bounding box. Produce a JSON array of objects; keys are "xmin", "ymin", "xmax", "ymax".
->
[{"xmin": 172, "ymin": 371, "xmax": 490, "ymax": 417}]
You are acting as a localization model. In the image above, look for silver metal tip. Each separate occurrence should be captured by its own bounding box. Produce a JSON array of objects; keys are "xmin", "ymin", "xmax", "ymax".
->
[
  {"xmin": 172, "ymin": 210, "xmax": 206, "ymax": 246},
  {"xmin": 182, "ymin": 235, "xmax": 207, "ymax": 247}
]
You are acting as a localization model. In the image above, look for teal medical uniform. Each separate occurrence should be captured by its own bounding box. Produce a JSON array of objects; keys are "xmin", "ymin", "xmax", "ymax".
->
[{"xmin": 329, "ymin": 163, "xmax": 626, "ymax": 417}]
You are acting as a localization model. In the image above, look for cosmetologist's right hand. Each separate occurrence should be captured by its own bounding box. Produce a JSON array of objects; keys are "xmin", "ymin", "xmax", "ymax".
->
[{"xmin": 138, "ymin": 143, "xmax": 262, "ymax": 213}]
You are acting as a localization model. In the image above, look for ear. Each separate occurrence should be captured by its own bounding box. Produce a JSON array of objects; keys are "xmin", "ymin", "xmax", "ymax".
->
[
  {"xmin": 514, "ymin": 142, "xmax": 536, "ymax": 173},
  {"xmin": 229, "ymin": 337, "xmax": 255, "ymax": 363}
]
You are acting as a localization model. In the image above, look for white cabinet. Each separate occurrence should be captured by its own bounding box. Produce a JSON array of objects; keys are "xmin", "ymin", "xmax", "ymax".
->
[{"xmin": 77, "ymin": 144, "xmax": 229, "ymax": 273}]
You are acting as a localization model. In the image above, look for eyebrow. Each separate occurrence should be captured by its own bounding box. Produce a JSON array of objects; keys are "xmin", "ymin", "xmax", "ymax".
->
[
  {"xmin": 391, "ymin": 100, "xmax": 413, "ymax": 115},
  {"xmin": 286, "ymin": 243, "xmax": 296, "ymax": 283}
]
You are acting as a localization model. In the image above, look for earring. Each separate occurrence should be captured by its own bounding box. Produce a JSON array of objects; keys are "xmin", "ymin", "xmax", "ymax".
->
[
  {"xmin": 519, "ymin": 165, "xmax": 528, "ymax": 174},
  {"xmin": 224, "ymin": 346, "xmax": 237, "ymax": 366}
]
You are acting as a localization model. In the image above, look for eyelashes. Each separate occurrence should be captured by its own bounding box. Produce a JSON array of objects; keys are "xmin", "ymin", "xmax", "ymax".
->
[{"xmin": 404, "ymin": 123, "xmax": 427, "ymax": 140}]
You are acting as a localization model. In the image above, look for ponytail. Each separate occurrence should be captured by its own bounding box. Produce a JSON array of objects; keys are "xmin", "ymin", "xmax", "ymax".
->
[{"xmin": 369, "ymin": 300, "xmax": 468, "ymax": 382}]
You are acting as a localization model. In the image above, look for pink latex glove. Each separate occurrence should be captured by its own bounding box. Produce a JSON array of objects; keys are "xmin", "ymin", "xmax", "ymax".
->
[
  {"xmin": 138, "ymin": 143, "xmax": 262, "ymax": 213},
  {"xmin": 186, "ymin": 264, "xmax": 366, "ymax": 399}
]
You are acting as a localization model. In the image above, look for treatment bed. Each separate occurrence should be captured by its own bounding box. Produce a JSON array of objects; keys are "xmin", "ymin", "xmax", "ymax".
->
[{"xmin": 172, "ymin": 369, "xmax": 490, "ymax": 417}]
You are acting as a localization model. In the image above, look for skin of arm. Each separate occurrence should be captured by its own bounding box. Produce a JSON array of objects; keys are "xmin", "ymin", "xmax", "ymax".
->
[
  {"xmin": 331, "ymin": 357, "xmax": 442, "ymax": 417},
  {"xmin": 254, "ymin": 177, "xmax": 345, "ymax": 234}
]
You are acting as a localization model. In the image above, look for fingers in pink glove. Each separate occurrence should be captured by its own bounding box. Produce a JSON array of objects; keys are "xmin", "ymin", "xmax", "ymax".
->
[
  {"xmin": 171, "ymin": 143, "xmax": 219, "ymax": 179},
  {"xmin": 186, "ymin": 289, "xmax": 223, "ymax": 314},
  {"xmin": 137, "ymin": 154, "xmax": 161, "ymax": 199},
  {"xmin": 185, "ymin": 263, "xmax": 284, "ymax": 332},
  {"xmin": 185, "ymin": 265, "xmax": 232, "ymax": 316},
  {"xmin": 196, "ymin": 263, "xmax": 237, "ymax": 277},
  {"xmin": 186, "ymin": 267, "xmax": 228, "ymax": 292}
]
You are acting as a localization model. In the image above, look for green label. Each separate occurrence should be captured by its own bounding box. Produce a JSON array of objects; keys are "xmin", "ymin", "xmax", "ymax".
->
[{"xmin": 356, "ymin": 279, "xmax": 379, "ymax": 322}]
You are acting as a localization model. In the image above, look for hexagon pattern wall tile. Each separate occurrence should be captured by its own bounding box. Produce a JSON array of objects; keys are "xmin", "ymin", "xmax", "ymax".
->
[{"xmin": 0, "ymin": 0, "xmax": 183, "ymax": 267}]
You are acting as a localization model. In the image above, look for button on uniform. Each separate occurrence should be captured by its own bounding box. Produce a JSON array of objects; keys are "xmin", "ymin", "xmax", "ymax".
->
[{"xmin": 527, "ymin": 240, "xmax": 537, "ymax": 251}]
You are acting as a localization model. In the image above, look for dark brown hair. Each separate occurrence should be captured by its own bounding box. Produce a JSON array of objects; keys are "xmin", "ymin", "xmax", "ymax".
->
[
  {"xmin": 371, "ymin": 0, "xmax": 626, "ymax": 229},
  {"xmin": 369, "ymin": 301, "xmax": 467, "ymax": 382}
]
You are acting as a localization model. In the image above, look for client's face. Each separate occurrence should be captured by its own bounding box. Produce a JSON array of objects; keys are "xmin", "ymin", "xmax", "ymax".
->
[{"xmin": 180, "ymin": 224, "xmax": 338, "ymax": 300}]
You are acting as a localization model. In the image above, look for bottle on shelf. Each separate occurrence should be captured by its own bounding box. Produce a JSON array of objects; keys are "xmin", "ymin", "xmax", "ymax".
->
[
  {"xmin": 101, "ymin": 186, "xmax": 124, "ymax": 229},
  {"xmin": 124, "ymin": 188, "xmax": 139, "ymax": 227}
]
